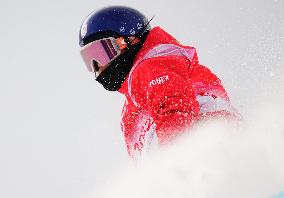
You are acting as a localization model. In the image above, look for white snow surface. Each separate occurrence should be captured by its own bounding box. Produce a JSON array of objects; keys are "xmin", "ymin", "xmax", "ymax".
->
[
  {"xmin": 0, "ymin": 0, "xmax": 283, "ymax": 198},
  {"xmin": 97, "ymin": 100, "xmax": 284, "ymax": 198}
]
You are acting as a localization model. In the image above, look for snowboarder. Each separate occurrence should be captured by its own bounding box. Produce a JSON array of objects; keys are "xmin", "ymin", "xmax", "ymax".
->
[{"xmin": 79, "ymin": 6, "xmax": 240, "ymax": 159}]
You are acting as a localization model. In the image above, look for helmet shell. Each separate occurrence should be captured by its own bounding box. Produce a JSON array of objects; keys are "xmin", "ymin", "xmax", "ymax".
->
[{"xmin": 79, "ymin": 6, "xmax": 150, "ymax": 46}]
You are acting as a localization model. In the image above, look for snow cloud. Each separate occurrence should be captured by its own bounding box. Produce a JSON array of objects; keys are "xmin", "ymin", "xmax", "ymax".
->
[{"xmin": 98, "ymin": 98, "xmax": 284, "ymax": 198}]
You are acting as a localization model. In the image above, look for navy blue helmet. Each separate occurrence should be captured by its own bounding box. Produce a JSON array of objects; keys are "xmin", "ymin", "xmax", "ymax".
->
[{"xmin": 79, "ymin": 6, "xmax": 151, "ymax": 47}]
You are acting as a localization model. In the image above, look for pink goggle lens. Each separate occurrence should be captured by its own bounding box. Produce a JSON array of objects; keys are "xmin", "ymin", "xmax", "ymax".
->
[{"xmin": 80, "ymin": 37, "xmax": 122, "ymax": 72}]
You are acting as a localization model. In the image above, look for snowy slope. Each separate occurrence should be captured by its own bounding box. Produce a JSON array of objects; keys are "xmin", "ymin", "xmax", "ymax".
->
[{"xmin": 97, "ymin": 99, "xmax": 284, "ymax": 198}]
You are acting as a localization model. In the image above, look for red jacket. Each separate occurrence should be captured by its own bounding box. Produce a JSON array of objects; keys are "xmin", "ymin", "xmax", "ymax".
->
[{"xmin": 118, "ymin": 27, "xmax": 238, "ymax": 158}]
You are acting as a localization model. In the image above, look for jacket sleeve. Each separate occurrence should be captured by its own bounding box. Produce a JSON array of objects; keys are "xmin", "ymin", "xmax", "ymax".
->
[
  {"xmin": 121, "ymin": 100, "xmax": 140, "ymax": 156},
  {"xmin": 121, "ymin": 99, "xmax": 157, "ymax": 158},
  {"xmin": 190, "ymin": 64, "xmax": 241, "ymax": 120},
  {"xmin": 129, "ymin": 58, "xmax": 200, "ymax": 143}
]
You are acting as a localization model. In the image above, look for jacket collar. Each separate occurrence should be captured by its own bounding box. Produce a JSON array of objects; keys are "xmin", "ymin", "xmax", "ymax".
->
[
  {"xmin": 134, "ymin": 26, "xmax": 182, "ymax": 63},
  {"xmin": 118, "ymin": 26, "xmax": 181, "ymax": 94}
]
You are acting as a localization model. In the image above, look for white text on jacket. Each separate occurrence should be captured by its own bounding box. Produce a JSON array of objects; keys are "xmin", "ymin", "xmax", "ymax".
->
[{"xmin": 149, "ymin": 75, "xmax": 169, "ymax": 87}]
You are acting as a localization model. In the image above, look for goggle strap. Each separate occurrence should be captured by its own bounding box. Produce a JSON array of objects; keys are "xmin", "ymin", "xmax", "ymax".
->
[{"xmin": 129, "ymin": 37, "xmax": 140, "ymax": 45}]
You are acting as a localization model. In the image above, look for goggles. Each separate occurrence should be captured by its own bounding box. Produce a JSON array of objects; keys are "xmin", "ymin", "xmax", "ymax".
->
[{"xmin": 80, "ymin": 37, "xmax": 128, "ymax": 73}]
